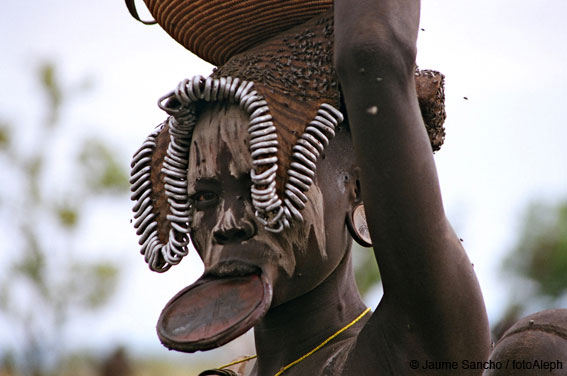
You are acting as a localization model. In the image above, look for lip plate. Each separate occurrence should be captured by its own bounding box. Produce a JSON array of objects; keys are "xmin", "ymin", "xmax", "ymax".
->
[{"xmin": 157, "ymin": 272, "xmax": 272, "ymax": 353}]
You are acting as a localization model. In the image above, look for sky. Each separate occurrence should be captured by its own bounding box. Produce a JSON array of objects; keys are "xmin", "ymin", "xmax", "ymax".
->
[{"xmin": 1, "ymin": 0, "xmax": 566, "ymax": 365}]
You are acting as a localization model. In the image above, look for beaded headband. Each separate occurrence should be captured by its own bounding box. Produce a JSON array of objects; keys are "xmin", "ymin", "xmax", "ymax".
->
[{"xmin": 129, "ymin": 11, "xmax": 446, "ymax": 272}]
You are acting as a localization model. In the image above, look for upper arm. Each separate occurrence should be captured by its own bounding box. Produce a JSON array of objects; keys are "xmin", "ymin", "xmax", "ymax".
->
[
  {"xmin": 333, "ymin": 0, "xmax": 490, "ymax": 363},
  {"xmin": 334, "ymin": 0, "xmax": 446, "ymax": 299}
]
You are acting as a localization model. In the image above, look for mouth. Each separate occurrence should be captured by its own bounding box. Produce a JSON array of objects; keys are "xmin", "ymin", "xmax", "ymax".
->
[{"xmin": 205, "ymin": 260, "xmax": 261, "ymax": 279}]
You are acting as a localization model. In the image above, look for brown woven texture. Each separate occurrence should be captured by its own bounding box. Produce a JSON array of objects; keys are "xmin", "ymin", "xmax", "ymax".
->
[
  {"xmin": 208, "ymin": 11, "xmax": 445, "ymax": 194},
  {"xmin": 142, "ymin": 1, "xmax": 446, "ymax": 152},
  {"xmin": 210, "ymin": 11, "xmax": 337, "ymax": 196},
  {"xmin": 149, "ymin": 126, "xmax": 172, "ymax": 268},
  {"xmin": 144, "ymin": 0, "xmax": 333, "ymax": 66},
  {"xmin": 416, "ymin": 69, "xmax": 446, "ymax": 152},
  {"xmin": 143, "ymin": 4, "xmax": 446, "ymax": 221}
]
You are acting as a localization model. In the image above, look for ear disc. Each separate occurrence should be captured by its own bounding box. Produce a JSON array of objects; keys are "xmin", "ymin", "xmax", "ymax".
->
[{"xmin": 347, "ymin": 204, "xmax": 372, "ymax": 248}]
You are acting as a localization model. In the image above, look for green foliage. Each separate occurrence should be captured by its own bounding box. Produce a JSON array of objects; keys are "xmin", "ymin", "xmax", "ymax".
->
[
  {"xmin": 504, "ymin": 199, "xmax": 567, "ymax": 299},
  {"xmin": 39, "ymin": 63, "xmax": 62, "ymax": 127},
  {"xmin": 56, "ymin": 203, "xmax": 80, "ymax": 228},
  {"xmin": 0, "ymin": 122, "xmax": 10, "ymax": 149},
  {"xmin": 14, "ymin": 227, "xmax": 46, "ymax": 289},
  {"xmin": 79, "ymin": 139, "xmax": 130, "ymax": 193},
  {"xmin": 0, "ymin": 62, "xmax": 127, "ymax": 376},
  {"xmin": 494, "ymin": 198, "xmax": 567, "ymax": 340},
  {"xmin": 70, "ymin": 262, "xmax": 119, "ymax": 309},
  {"xmin": 352, "ymin": 243, "xmax": 381, "ymax": 298}
]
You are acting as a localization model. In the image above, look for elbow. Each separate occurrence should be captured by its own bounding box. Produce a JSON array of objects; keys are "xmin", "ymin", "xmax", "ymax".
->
[{"xmin": 334, "ymin": 23, "xmax": 417, "ymax": 90}]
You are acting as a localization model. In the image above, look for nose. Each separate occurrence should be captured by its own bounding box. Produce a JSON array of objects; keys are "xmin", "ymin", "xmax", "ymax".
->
[
  {"xmin": 212, "ymin": 210, "xmax": 256, "ymax": 244},
  {"xmin": 213, "ymin": 225, "xmax": 254, "ymax": 244}
]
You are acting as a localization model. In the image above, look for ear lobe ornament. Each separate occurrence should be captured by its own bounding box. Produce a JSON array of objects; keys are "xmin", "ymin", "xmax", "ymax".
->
[{"xmin": 347, "ymin": 204, "xmax": 372, "ymax": 248}]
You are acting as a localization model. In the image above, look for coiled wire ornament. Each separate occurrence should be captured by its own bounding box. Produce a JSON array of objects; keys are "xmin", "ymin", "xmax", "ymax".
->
[
  {"xmin": 130, "ymin": 75, "xmax": 344, "ymax": 271},
  {"xmin": 283, "ymin": 103, "xmax": 344, "ymax": 224},
  {"xmin": 129, "ymin": 116, "xmax": 193, "ymax": 272}
]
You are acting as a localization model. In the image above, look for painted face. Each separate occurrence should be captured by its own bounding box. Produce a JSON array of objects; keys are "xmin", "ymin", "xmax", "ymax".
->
[{"xmin": 187, "ymin": 103, "xmax": 354, "ymax": 306}]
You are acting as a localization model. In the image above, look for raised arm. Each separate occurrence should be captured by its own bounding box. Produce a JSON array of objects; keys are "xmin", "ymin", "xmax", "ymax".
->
[{"xmin": 334, "ymin": 0, "xmax": 490, "ymax": 370}]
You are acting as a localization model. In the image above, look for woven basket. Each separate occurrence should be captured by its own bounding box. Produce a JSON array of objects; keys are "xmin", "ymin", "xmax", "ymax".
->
[{"xmin": 142, "ymin": 0, "xmax": 333, "ymax": 66}]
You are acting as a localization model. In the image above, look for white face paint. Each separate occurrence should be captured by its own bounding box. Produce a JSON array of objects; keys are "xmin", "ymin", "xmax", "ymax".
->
[
  {"xmin": 187, "ymin": 104, "xmax": 253, "ymax": 188},
  {"xmin": 187, "ymin": 103, "xmax": 345, "ymax": 306}
]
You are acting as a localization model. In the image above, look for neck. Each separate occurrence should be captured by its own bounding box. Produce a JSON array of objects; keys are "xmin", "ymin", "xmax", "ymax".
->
[{"xmin": 253, "ymin": 252, "xmax": 367, "ymax": 376}]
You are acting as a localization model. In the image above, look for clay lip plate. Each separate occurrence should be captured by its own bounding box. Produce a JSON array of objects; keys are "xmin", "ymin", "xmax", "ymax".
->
[{"xmin": 157, "ymin": 272, "xmax": 273, "ymax": 353}]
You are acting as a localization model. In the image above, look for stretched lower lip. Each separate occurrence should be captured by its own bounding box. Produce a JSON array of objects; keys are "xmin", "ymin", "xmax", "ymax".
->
[
  {"xmin": 205, "ymin": 261, "xmax": 261, "ymax": 278},
  {"xmin": 157, "ymin": 269, "xmax": 273, "ymax": 352}
]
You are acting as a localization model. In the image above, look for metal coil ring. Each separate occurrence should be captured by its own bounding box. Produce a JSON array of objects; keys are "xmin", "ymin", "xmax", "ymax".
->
[
  {"xmin": 301, "ymin": 133, "xmax": 325, "ymax": 154},
  {"xmin": 293, "ymin": 145, "xmax": 318, "ymax": 163},
  {"xmin": 130, "ymin": 181, "xmax": 151, "ymax": 201},
  {"xmin": 249, "ymin": 132, "xmax": 277, "ymax": 145},
  {"xmin": 248, "ymin": 121, "xmax": 274, "ymax": 134},
  {"xmin": 249, "ymin": 114, "xmax": 273, "ymax": 126},
  {"xmin": 250, "ymin": 140, "xmax": 279, "ymax": 152},
  {"xmin": 247, "ymin": 99, "xmax": 268, "ymax": 113},
  {"xmin": 288, "ymin": 169, "xmax": 313, "ymax": 185},
  {"xmin": 132, "ymin": 79, "xmax": 346, "ymax": 271},
  {"xmin": 281, "ymin": 103, "xmax": 344, "ymax": 224},
  {"xmin": 305, "ymin": 126, "xmax": 329, "ymax": 147}
]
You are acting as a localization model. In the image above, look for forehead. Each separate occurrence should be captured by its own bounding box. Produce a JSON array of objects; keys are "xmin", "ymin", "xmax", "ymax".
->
[{"xmin": 187, "ymin": 104, "xmax": 253, "ymax": 186}]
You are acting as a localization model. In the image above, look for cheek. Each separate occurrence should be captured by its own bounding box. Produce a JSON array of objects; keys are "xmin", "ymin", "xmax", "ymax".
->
[
  {"xmin": 190, "ymin": 211, "xmax": 207, "ymax": 257},
  {"xmin": 301, "ymin": 183, "xmax": 327, "ymax": 257},
  {"xmin": 292, "ymin": 175, "xmax": 349, "ymax": 284},
  {"xmin": 275, "ymin": 185, "xmax": 327, "ymax": 277},
  {"xmin": 190, "ymin": 208, "xmax": 218, "ymax": 263}
]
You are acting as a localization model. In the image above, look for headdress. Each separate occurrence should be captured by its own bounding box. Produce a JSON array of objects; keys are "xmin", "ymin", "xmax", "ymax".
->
[{"xmin": 127, "ymin": 2, "xmax": 446, "ymax": 272}]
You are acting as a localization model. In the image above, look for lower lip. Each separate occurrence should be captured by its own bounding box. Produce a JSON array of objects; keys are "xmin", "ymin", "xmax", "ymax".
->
[
  {"xmin": 157, "ymin": 272, "xmax": 273, "ymax": 352},
  {"xmin": 206, "ymin": 260, "xmax": 262, "ymax": 278}
]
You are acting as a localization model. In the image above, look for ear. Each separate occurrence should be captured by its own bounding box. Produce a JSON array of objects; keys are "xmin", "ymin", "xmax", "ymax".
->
[{"xmin": 345, "ymin": 168, "xmax": 373, "ymax": 248}]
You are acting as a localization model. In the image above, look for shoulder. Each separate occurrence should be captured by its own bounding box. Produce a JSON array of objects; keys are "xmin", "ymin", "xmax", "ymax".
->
[
  {"xmin": 343, "ymin": 305, "xmax": 423, "ymax": 376},
  {"xmin": 485, "ymin": 309, "xmax": 567, "ymax": 376}
]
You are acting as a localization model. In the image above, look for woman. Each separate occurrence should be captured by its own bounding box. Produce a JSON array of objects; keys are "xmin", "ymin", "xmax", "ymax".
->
[{"xmin": 128, "ymin": 0, "xmax": 490, "ymax": 374}]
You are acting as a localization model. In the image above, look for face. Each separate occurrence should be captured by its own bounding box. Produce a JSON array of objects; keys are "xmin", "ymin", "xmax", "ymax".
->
[{"xmin": 187, "ymin": 103, "xmax": 356, "ymax": 306}]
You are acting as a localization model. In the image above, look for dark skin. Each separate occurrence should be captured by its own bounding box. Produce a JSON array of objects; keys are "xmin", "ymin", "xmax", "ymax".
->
[
  {"xmin": 186, "ymin": 0, "xmax": 490, "ymax": 374},
  {"xmin": 335, "ymin": 0, "xmax": 490, "ymax": 373}
]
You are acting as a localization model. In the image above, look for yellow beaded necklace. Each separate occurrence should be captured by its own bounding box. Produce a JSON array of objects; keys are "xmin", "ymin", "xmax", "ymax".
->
[{"xmin": 217, "ymin": 307, "xmax": 371, "ymax": 376}]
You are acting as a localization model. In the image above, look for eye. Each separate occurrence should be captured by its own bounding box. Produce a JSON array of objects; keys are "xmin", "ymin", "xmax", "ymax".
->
[{"xmin": 191, "ymin": 191, "xmax": 219, "ymax": 209}]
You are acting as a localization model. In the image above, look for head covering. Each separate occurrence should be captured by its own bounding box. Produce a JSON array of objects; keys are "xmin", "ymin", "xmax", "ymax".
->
[
  {"xmin": 128, "ymin": 3, "xmax": 446, "ymax": 272},
  {"xmin": 126, "ymin": 0, "xmax": 333, "ymax": 65}
]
